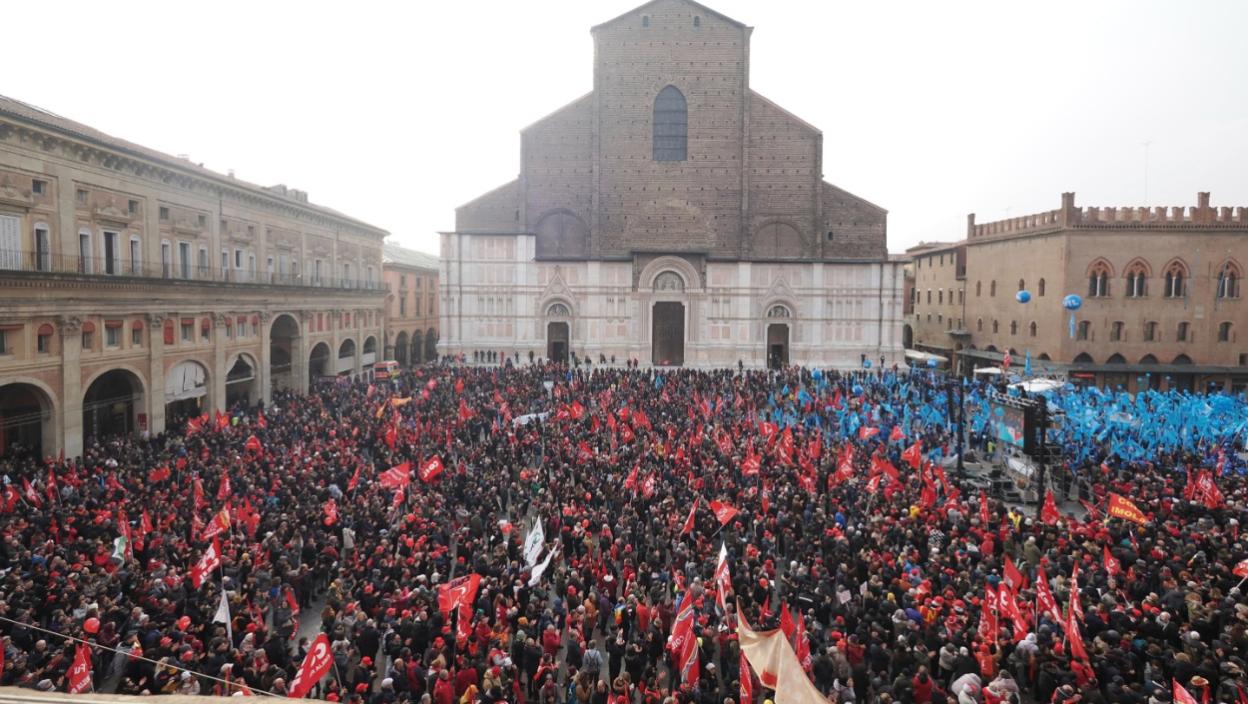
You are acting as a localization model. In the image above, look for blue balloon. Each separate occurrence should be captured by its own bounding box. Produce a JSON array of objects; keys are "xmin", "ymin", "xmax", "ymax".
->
[
  {"xmin": 863, "ymin": 359, "xmax": 872, "ymax": 369},
  {"xmin": 852, "ymin": 385, "xmax": 863, "ymax": 395},
  {"xmin": 1016, "ymin": 290, "xmax": 1031, "ymax": 303},
  {"xmin": 926, "ymin": 358, "xmax": 938, "ymax": 368},
  {"xmin": 1062, "ymin": 294, "xmax": 1083, "ymax": 311}
]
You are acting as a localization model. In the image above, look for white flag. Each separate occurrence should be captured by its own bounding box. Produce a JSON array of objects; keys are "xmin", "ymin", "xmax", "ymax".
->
[
  {"xmin": 523, "ymin": 517, "xmax": 545, "ymax": 568},
  {"xmin": 214, "ymin": 588, "xmax": 232, "ymax": 643},
  {"xmin": 528, "ymin": 548, "xmax": 557, "ymax": 587}
]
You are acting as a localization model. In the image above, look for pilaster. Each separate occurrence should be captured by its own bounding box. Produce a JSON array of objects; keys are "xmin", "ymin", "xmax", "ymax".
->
[
  {"xmin": 146, "ymin": 313, "xmax": 168, "ymax": 436},
  {"xmin": 57, "ymin": 315, "xmax": 84, "ymax": 458}
]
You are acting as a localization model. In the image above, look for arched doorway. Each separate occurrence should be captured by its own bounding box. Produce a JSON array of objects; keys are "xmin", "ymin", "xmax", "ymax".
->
[
  {"xmin": 83, "ymin": 369, "xmax": 144, "ymax": 441},
  {"xmin": 547, "ymin": 322, "xmax": 569, "ymax": 364},
  {"xmin": 411, "ymin": 331, "xmax": 423, "ymax": 365},
  {"xmin": 424, "ymin": 327, "xmax": 437, "ymax": 362},
  {"xmin": 270, "ymin": 314, "xmax": 300, "ymax": 391},
  {"xmin": 394, "ymin": 331, "xmax": 409, "ymax": 367},
  {"xmin": 765, "ymin": 304, "xmax": 792, "ymax": 369},
  {"xmin": 338, "ymin": 339, "xmax": 357, "ymax": 377},
  {"xmin": 165, "ymin": 360, "xmax": 209, "ymax": 424},
  {"xmin": 309, "ymin": 342, "xmax": 331, "ymax": 381},
  {"xmin": 902, "ymin": 324, "xmax": 914, "ymax": 349},
  {"xmin": 0, "ymin": 382, "xmax": 55, "ymax": 458},
  {"xmin": 226, "ymin": 354, "xmax": 259, "ymax": 407},
  {"xmin": 650, "ymin": 270, "xmax": 687, "ymax": 367}
]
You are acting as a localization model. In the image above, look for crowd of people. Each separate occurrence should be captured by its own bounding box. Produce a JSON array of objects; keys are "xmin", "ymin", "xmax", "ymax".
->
[{"xmin": 0, "ymin": 362, "xmax": 1246, "ymax": 704}]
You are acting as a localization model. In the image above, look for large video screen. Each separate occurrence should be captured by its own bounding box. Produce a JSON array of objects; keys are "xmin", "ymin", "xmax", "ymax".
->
[{"xmin": 991, "ymin": 402, "xmax": 1028, "ymax": 448}]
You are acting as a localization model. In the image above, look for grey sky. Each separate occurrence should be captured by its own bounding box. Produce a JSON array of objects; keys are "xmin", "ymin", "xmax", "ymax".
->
[{"xmin": 8, "ymin": 0, "xmax": 1246, "ymax": 255}]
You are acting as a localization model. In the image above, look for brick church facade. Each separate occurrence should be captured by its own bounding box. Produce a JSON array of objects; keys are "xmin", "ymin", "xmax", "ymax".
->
[{"xmin": 439, "ymin": 0, "xmax": 904, "ymax": 367}]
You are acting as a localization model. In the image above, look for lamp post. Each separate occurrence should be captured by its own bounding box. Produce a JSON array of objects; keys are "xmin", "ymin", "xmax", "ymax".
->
[{"xmin": 946, "ymin": 379, "xmax": 966, "ymax": 478}]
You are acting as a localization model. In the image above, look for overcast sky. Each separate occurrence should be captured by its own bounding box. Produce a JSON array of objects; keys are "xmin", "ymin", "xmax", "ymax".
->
[{"xmin": 7, "ymin": 0, "xmax": 1246, "ymax": 255}]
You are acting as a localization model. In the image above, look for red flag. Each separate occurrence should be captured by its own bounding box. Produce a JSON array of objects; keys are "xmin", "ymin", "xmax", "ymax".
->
[
  {"xmin": 979, "ymin": 581, "xmax": 999, "ymax": 641},
  {"xmin": 708, "ymin": 500, "xmax": 739, "ymax": 526},
  {"xmin": 569, "ymin": 401, "xmax": 586, "ymax": 420},
  {"xmin": 739, "ymin": 648, "xmax": 754, "ymax": 704},
  {"xmin": 284, "ymin": 586, "xmax": 301, "ymax": 615},
  {"xmin": 714, "ymin": 543, "xmax": 731, "ymax": 613},
  {"xmin": 1173, "ymin": 680, "xmax": 1200, "ymax": 704},
  {"xmin": 347, "ymin": 465, "xmax": 362, "ymax": 492},
  {"xmin": 193, "ymin": 477, "xmax": 207, "ymax": 510},
  {"xmin": 1041, "ymin": 489, "xmax": 1061, "ymax": 525},
  {"xmin": 1069, "ymin": 563, "xmax": 1085, "ymax": 622},
  {"xmin": 454, "ymin": 377, "xmax": 465, "ymax": 394},
  {"xmin": 641, "ymin": 473, "xmax": 657, "ymax": 500},
  {"xmin": 438, "ymin": 574, "xmax": 482, "ymax": 617},
  {"xmin": 779, "ymin": 603, "xmax": 795, "ymax": 641},
  {"xmin": 191, "ymin": 538, "xmax": 222, "ymax": 589},
  {"xmin": 1107, "ymin": 493, "xmax": 1148, "ymax": 525},
  {"xmin": 1195, "ymin": 470, "xmax": 1224, "ymax": 509},
  {"xmin": 1004, "ymin": 555, "xmax": 1025, "ymax": 592},
  {"xmin": 577, "ymin": 441, "xmax": 594, "ymax": 463},
  {"xmin": 1002, "ymin": 349, "xmax": 1012, "ymax": 371},
  {"xmin": 140, "ymin": 511, "xmax": 153, "ymax": 538},
  {"xmin": 889, "ymin": 424, "xmax": 905, "ymax": 442},
  {"xmin": 1104, "ymin": 545, "xmax": 1122, "ymax": 577},
  {"xmin": 857, "ymin": 426, "xmax": 880, "ymax": 441},
  {"xmin": 186, "ymin": 415, "xmax": 203, "ymax": 435},
  {"xmin": 741, "ymin": 451, "xmax": 761, "ymax": 476},
  {"xmin": 418, "ymin": 456, "xmax": 445, "ymax": 482},
  {"xmin": 200, "ymin": 507, "xmax": 231, "ymax": 541},
  {"xmin": 1067, "ymin": 603, "xmax": 1089, "ymax": 662},
  {"xmin": 147, "ymin": 466, "xmax": 171, "ymax": 484},
  {"xmin": 979, "ymin": 491, "xmax": 991, "ymax": 526},
  {"xmin": 256, "ymin": 411, "xmax": 267, "ymax": 429},
  {"xmin": 216, "ymin": 411, "xmax": 230, "ymax": 431},
  {"xmin": 68, "ymin": 643, "xmax": 93, "ymax": 693},
  {"xmin": 902, "ymin": 441, "xmax": 922, "ymax": 470},
  {"xmin": 244, "ymin": 435, "xmax": 262, "ymax": 453},
  {"xmin": 288, "ymin": 633, "xmax": 333, "ymax": 699},
  {"xmin": 379, "ymin": 462, "xmax": 412, "ymax": 489},
  {"xmin": 323, "ymin": 499, "xmax": 338, "ymax": 526},
  {"xmin": 759, "ymin": 422, "xmax": 778, "ymax": 440},
  {"xmin": 624, "ymin": 465, "xmax": 639, "ymax": 492},
  {"xmin": 458, "ymin": 398, "xmax": 473, "ymax": 422},
  {"xmin": 217, "ymin": 472, "xmax": 232, "ymax": 501},
  {"xmin": 385, "ymin": 425, "xmax": 397, "ymax": 451},
  {"xmin": 1233, "ymin": 558, "xmax": 1248, "ymax": 579},
  {"xmin": 1034, "ymin": 565, "xmax": 1061, "ymax": 624},
  {"xmin": 777, "ymin": 428, "xmax": 795, "ymax": 464},
  {"xmin": 681, "ymin": 500, "xmax": 699, "ymax": 536}
]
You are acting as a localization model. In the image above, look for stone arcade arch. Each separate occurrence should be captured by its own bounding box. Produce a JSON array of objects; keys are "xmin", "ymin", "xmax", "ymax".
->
[
  {"xmin": 165, "ymin": 359, "xmax": 209, "ymax": 424},
  {"xmin": 308, "ymin": 342, "xmax": 332, "ymax": 382},
  {"xmin": 269, "ymin": 314, "xmax": 302, "ymax": 392},
  {"xmin": 424, "ymin": 328, "xmax": 437, "ymax": 362},
  {"xmin": 337, "ymin": 339, "xmax": 357, "ymax": 377},
  {"xmin": 394, "ymin": 331, "xmax": 409, "ymax": 367},
  {"xmin": 225, "ymin": 353, "xmax": 259, "ymax": 408},
  {"xmin": 82, "ymin": 368, "xmax": 145, "ymax": 442},
  {"xmin": 0, "ymin": 380, "xmax": 57, "ymax": 458}
]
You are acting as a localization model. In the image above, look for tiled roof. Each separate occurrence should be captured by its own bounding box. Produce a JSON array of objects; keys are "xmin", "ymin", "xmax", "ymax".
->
[
  {"xmin": 0, "ymin": 94, "xmax": 387, "ymax": 235},
  {"xmin": 382, "ymin": 242, "xmax": 439, "ymax": 270}
]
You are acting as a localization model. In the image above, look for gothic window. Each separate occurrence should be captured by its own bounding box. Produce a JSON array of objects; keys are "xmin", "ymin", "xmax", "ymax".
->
[
  {"xmin": 1163, "ymin": 260, "xmax": 1188, "ymax": 298},
  {"xmin": 1217, "ymin": 262, "xmax": 1241, "ymax": 299},
  {"xmin": 1125, "ymin": 261, "xmax": 1148, "ymax": 298},
  {"xmin": 654, "ymin": 271, "xmax": 685, "ymax": 292},
  {"xmin": 546, "ymin": 303, "xmax": 571, "ymax": 318},
  {"xmin": 767, "ymin": 305, "xmax": 792, "ymax": 318},
  {"xmin": 1087, "ymin": 261, "xmax": 1112, "ymax": 297},
  {"xmin": 653, "ymin": 86, "xmax": 688, "ymax": 162}
]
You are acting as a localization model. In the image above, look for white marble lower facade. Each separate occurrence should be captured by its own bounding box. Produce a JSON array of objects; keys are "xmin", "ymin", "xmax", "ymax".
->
[{"xmin": 439, "ymin": 233, "xmax": 904, "ymax": 369}]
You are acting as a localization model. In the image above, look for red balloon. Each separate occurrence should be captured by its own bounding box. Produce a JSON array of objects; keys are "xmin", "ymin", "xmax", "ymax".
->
[{"xmin": 84, "ymin": 617, "xmax": 100, "ymax": 634}]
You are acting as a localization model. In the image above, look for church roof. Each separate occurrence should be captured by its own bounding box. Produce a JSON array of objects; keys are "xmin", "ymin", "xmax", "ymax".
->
[{"xmin": 591, "ymin": 0, "xmax": 748, "ymax": 32}]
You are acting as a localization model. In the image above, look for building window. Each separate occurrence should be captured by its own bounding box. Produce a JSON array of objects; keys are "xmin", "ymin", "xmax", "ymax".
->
[
  {"xmin": 642, "ymin": 14, "xmax": 650, "ymax": 27},
  {"xmin": 826, "ymin": 231, "xmax": 834, "ymax": 241},
  {"xmin": 1077, "ymin": 320, "xmax": 1091, "ymax": 340},
  {"xmin": 76, "ymin": 188, "xmax": 88, "ymax": 205},
  {"xmin": 1029, "ymin": 322, "xmax": 1037, "ymax": 337},
  {"xmin": 128, "ymin": 199, "xmax": 139, "ymax": 215},
  {"xmin": 992, "ymin": 320, "xmax": 999, "ymax": 334},
  {"xmin": 200, "ymin": 321, "xmax": 210, "ymax": 342},
  {"xmin": 1018, "ymin": 279, "xmax": 1025, "ymax": 292},
  {"xmin": 926, "ymin": 290, "xmax": 931, "ymax": 305},
  {"xmin": 1217, "ymin": 263, "xmax": 1241, "ymax": 299},
  {"xmin": 1110, "ymin": 321, "xmax": 1123, "ymax": 341},
  {"xmin": 198, "ymin": 247, "xmax": 209, "ymax": 276},
  {"xmin": 938, "ymin": 289, "xmax": 943, "ymax": 304},
  {"xmin": 197, "ymin": 214, "xmax": 207, "ymax": 229},
  {"xmin": 1177, "ymin": 321, "xmax": 1189, "ymax": 342},
  {"xmin": 1143, "ymin": 321, "xmax": 1157, "ymax": 342},
  {"xmin": 400, "ymin": 297, "xmax": 407, "ymax": 316},
  {"xmin": 33, "ymin": 224, "xmax": 50, "ymax": 272},
  {"xmin": 105, "ymin": 325, "xmax": 121, "ymax": 348},
  {"xmin": 179, "ymin": 242, "xmax": 192, "ymax": 279},
  {"xmin": 976, "ymin": 281, "xmax": 981, "ymax": 297},
  {"xmin": 130, "ymin": 236, "xmax": 142, "ymax": 275},
  {"xmin": 990, "ymin": 280, "xmax": 996, "ymax": 297},
  {"xmin": 78, "ymin": 231, "xmax": 92, "ymax": 273},
  {"xmin": 958, "ymin": 289, "xmax": 964, "ymax": 304},
  {"xmin": 1219, "ymin": 322, "xmax": 1233, "ymax": 342},
  {"xmin": 181, "ymin": 320, "xmax": 193, "ymax": 342},
  {"xmin": 103, "ymin": 231, "xmax": 119, "ymax": 275},
  {"xmin": 221, "ymin": 250, "xmax": 230, "ymax": 279},
  {"xmin": 1009, "ymin": 320, "xmax": 1018, "ymax": 335},
  {"xmin": 159, "ymin": 206, "xmax": 169, "ymax": 221},
  {"xmin": 976, "ymin": 318, "xmax": 983, "ymax": 332},
  {"xmin": 653, "ymin": 86, "xmax": 688, "ymax": 161},
  {"xmin": 132, "ymin": 325, "xmax": 142, "ymax": 346},
  {"xmin": 37, "ymin": 329, "xmax": 51, "ymax": 354},
  {"xmin": 1038, "ymin": 278, "xmax": 1046, "ymax": 297},
  {"xmin": 1163, "ymin": 261, "xmax": 1187, "ymax": 298},
  {"xmin": 1088, "ymin": 262, "xmax": 1111, "ymax": 297},
  {"xmin": 32, "ymin": 179, "xmax": 46, "ymax": 195},
  {"xmin": 161, "ymin": 241, "xmax": 172, "ymax": 278},
  {"xmin": 1125, "ymin": 262, "xmax": 1148, "ymax": 298},
  {"xmin": 225, "ymin": 321, "xmax": 233, "ymax": 338},
  {"xmin": 81, "ymin": 329, "xmax": 94, "ymax": 350},
  {"xmin": 693, "ymin": 15, "xmax": 700, "ymax": 26}
]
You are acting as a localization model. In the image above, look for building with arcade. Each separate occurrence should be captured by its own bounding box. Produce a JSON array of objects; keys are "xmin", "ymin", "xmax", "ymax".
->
[
  {"xmin": 439, "ymin": 0, "xmax": 904, "ymax": 368},
  {"xmin": 0, "ymin": 95, "xmax": 387, "ymax": 458}
]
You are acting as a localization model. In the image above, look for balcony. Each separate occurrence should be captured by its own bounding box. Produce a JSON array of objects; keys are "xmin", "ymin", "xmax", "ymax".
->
[{"xmin": 0, "ymin": 249, "xmax": 388, "ymax": 292}]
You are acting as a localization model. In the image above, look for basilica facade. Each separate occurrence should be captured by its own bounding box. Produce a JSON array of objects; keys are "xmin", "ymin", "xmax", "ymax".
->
[{"xmin": 439, "ymin": 0, "xmax": 904, "ymax": 368}]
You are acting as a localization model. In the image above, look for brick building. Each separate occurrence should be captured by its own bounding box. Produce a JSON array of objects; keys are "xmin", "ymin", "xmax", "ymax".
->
[
  {"xmin": 440, "ymin": 0, "xmax": 904, "ymax": 368},
  {"xmin": 0, "ymin": 95, "xmax": 387, "ymax": 458},
  {"xmin": 382, "ymin": 243, "xmax": 439, "ymax": 366},
  {"xmin": 906, "ymin": 192, "xmax": 1248, "ymax": 392}
]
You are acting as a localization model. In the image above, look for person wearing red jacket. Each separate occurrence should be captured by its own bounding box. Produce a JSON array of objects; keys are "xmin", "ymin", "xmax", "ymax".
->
[{"xmin": 432, "ymin": 671, "xmax": 454, "ymax": 704}]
